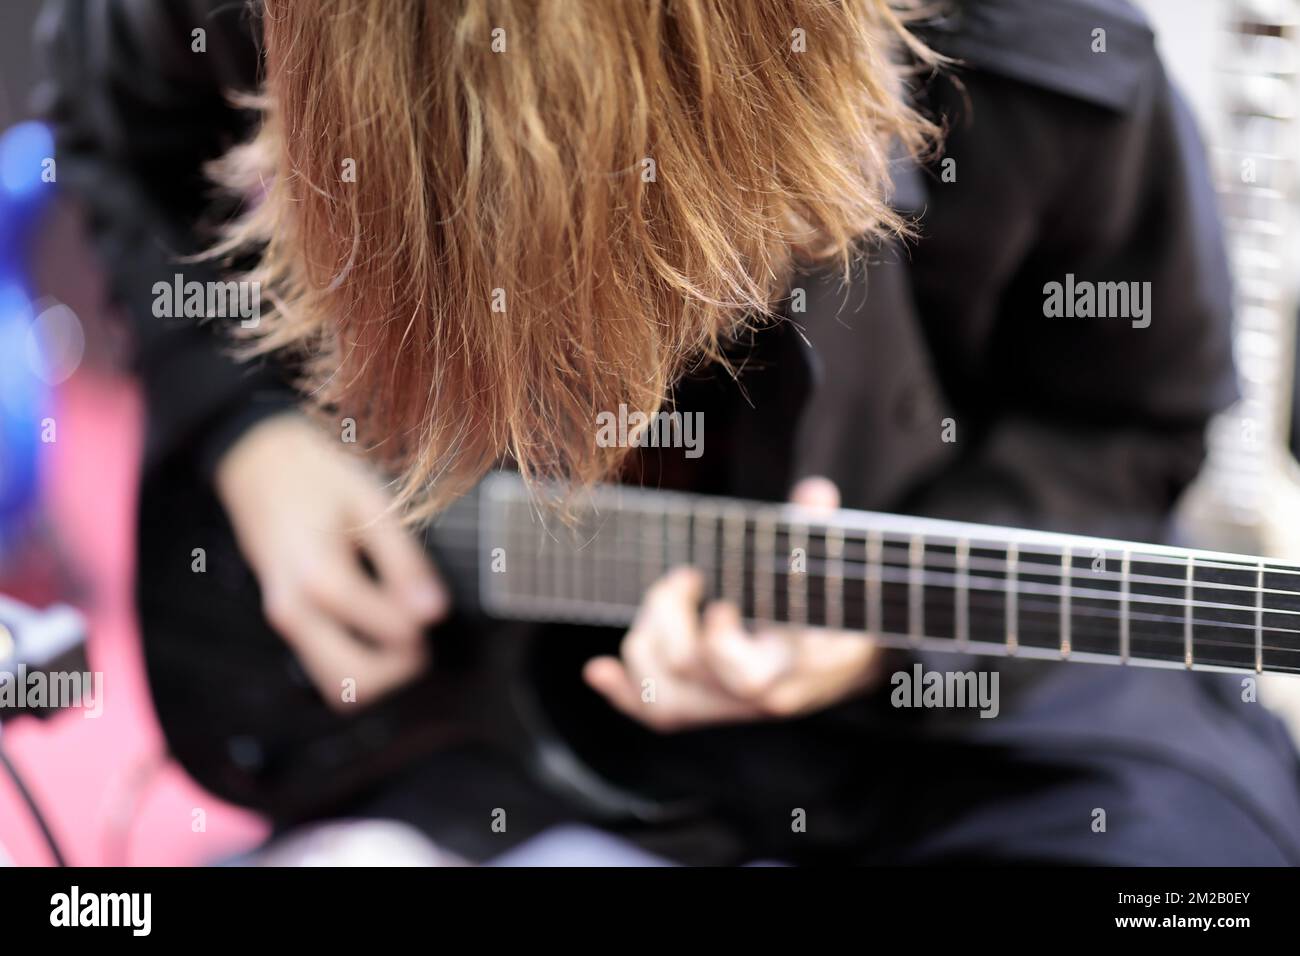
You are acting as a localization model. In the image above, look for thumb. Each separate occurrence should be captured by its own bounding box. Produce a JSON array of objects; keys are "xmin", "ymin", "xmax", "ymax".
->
[{"xmin": 789, "ymin": 475, "xmax": 840, "ymax": 513}]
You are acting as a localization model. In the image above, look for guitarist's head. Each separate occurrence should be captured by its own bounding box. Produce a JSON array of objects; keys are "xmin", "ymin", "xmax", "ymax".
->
[{"xmin": 213, "ymin": 0, "xmax": 935, "ymax": 516}]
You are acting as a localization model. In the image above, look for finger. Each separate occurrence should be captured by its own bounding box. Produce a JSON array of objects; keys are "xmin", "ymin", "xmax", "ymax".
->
[
  {"xmin": 582, "ymin": 656, "xmax": 647, "ymax": 722},
  {"xmin": 620, "ymin": 619, "xmax": 734, "ymax": 729},
  {"xmin": 795, "ymin": 629, "xmax": 882, "ymax": 694},
  {"xmin": 619, "ymin": 589, "xmax": 757, "ymax": 732},
  {"xmin": 587, "ymin": 649, "xmax": 763, "ymax": 732},
  {"xmin": 701, "ymin": 602, "xmax": 795, "ymax": 699},
  {"xmin": 761, "ymin": 631, "xmax": 880, "ymax": 717},
  {"xmin": 354, "ymin": 505, "xmax": 449, "ymax": 623},
  {"xmin": 619, "ymin": 622, "xmax": 667, "ymax": 698},
  {"xmin": 636, "ymin": 567, "xmax": 704, "ymax": 678},
  {"xmin": 264, "ymin": 594, "xmax": 425, "ymax": 710},
  {"xmin": 789, "ymin": 475, "xmax": 840, "ymax": 512},
  {"xmin": 306, "ymin": 556, "xmax": 427, "ymax": 649}
]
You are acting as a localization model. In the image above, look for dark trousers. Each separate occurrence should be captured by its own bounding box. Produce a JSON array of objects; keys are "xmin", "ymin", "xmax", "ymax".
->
[{"xmin": 335, "ymin": 662, "xmax": 1300, "ymax": 866}]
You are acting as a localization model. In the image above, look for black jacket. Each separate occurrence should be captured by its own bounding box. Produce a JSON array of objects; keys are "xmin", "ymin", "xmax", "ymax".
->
[{"xmin": 37, "ymin": 0, "xmax": 292, "ymax": 480}]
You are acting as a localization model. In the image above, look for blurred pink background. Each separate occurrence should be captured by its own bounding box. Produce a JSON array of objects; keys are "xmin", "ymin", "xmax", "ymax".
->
[{"xmin": 0, "ymin": 368, "xmax": 267, "ymax": 866}]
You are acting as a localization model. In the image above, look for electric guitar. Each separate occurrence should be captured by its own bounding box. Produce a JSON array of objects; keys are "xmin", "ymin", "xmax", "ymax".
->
[{"xmin": 141, "ymin": 469, "xmax": 1300, "ymax": 823}]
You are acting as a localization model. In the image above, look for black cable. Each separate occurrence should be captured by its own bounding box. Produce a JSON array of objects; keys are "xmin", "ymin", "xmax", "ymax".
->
[{"xmin": 0, "ymin": 740, "xmax": 68, "ymax": 866}]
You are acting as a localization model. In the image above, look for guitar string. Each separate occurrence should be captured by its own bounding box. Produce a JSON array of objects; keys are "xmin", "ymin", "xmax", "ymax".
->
[
  {"xmin": 426, "ymin": 542, "xmax": 1300, "ymax": 658},
  {"xmin": 453, "ymin": 572, "xmax": 1300, "ymax": 666},
  {"xmin": 425, "ymin": 501, "xmax": 1300, "ymax": 655},
  {"xmin": 428, "ymin": 530, "xmax": 1300, "ymax": 622},
  {"xmin": 462, "ymin": 561, "xmax": 1292, "ymax": 654},
  {"xmin": 430, "ymin": 512, "xmax": 1294, "ymax": 600},
  {"xmin": 428, "ymin": 501, "xmax": 1300, "ymax": 579}
]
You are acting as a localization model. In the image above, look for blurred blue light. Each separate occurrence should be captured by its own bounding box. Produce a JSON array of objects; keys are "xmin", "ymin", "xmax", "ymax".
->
[
  {"xmin": 0, "ymin": 280, "xmax": 44, "ymax": 524},
  {"xmin": 0, "ymin": 122, "xmax": 55, "ymax": 543},
  {"xmin": 0, "ymin": 121, "xmax": 55, "ymax": 199}
]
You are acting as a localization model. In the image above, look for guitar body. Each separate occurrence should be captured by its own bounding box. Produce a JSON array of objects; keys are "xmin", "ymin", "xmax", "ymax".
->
[
  {"xmin": 135, "ymin": 458, "xmax": 698, "ymax": 824},
  {"xmin": 135, "ymin": 339, "xmax": 807, "ymax": 822},
  {"xmin": 136, "ymin": 457, "xmax": 510, "ymax": 820}
]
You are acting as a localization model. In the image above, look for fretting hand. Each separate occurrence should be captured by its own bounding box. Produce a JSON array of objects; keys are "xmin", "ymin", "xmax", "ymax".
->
[{"xmin": 583, "ymin": 477, "xmax": 883, "ymax": 732}]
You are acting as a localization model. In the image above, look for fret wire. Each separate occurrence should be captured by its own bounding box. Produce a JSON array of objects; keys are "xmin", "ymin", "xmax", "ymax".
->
[
  {"xmin": 587, "ymin": 509, "xmax": 595, "ymax": 606},
  {"xmin": 585, "ymin": 510, "xmax": 598, "ymax": 605},
  {"xmin": 693, "ymin": 504, "xmax": 716, "ymax": 598},
  {"xmin": 908, "ymin": 533, "xmax": 924, "ymax": 644},
  {"xmin": 591, "ymin": 512, "xmax": 606, "ymax": 603},
  {"xmin": 576, "ymin": 511, "xmax": 588, "ymax": 608},
  {"xmin": 547, "ymin": 514, "xmax": 563, "ymax": 607},
  {"xmin": 491, "ymin": 494, "xmax": 507, "ymax": 608},
  {"xmin": 1256, "ymin": 560, "xmax": 1265, "ymax": 674},
  {"xmin": 531, "ymin": 502, "xmax": 544, "ymax": 607},
  {"xmin": 788, "ymin": 523, "xmax": 808, "ymax": 628},
  {"xmin": 529, "ymin": 499, "xmax": 541, "ymax": 604},
  {"xmin": 597, "ymin": 508, "xmax": 613, "ymax": 603},
  {"xmin": 715, "ymin": 510, "xmax": 727, "ymax": 600},
  {"xmin": 514, "ymin": 495, "xmax": 530, "ymax": 606},
  {"xmin": 867, "ymin": 529, "xmax": 883, "ymax": 637},
  {"xmin": 562, "ymin": 517, "xmax": 575, "ymax": 607},
  {"xmin": 606, "ymin": 516, "xmax": 620, "ymax": 590},
  {"xmin": 610, "ymin": 499, "xmax": 625, "ymax": 606},
  {"xmin": 755, "ymin": 513, "xmax": 776, "ymax": 622},
  {"xmin": 657, "ymin": 504, "xmax": 670, "ymax": 582},
  {"xmin": 669, "ymin": 506, "xmax": 690, "ymax": 570},
  {"xmin": 522, "ymin": 502, "xmax": 538, "ymax": 606},
  {"xmin": 488, "ymin": 497, "xmax": 498, "ymax": 605},
  {"xmin": 1006, "ymin": 543, "xmax": 1019, "ymax": 655},
  {"xmin": 595, "ymin": 501, "xmax": 608, "ymax": 604},
  {"xmin": 955, "ymin": 538, "xmax": 970, "ymax": 649},
  {"xmin": 1120, "ymin": 549, "xmax": 1131, "ymax": 664},
  {"xmin": 1060, "ymin": 546, "xmax": 1071, "ymax": 658},
  {"xmin": 573, "ymin": 509, "xmax": 586, "ymax": 607},
  {"xmin": 1184, "ymin": 556, "xmax": 1195, "ymax": 669},
  {"xmin": 825, "ymin": 524, "xmax": 845, "ymax": 631},
  {"xmin": 654, "ymin": 501, "xmax": 669, "ymax": 575},
  {"xmin": 560, "ymin": 512, "xmax": 573, "ymax": 607},
  {"xmin": 723, "ymin": 507, "xmax": 746, "ymax": 608},
  {"xmin": 643, "ymin": 503, "xmax": 664, "ymax": 592},
  {"xmin": 489, "ymin": 495, "xmax": 503, "ymax": 607}
]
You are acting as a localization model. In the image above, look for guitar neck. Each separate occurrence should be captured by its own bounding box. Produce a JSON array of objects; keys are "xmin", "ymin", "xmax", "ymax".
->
[{"xmin": 429, "ymin": 473, "xmax": 1300, "ymax": 677}]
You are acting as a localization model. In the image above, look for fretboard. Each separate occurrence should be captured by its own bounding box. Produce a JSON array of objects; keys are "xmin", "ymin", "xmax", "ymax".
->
[{"xmin": 429, "ymin": 473, "xmax": 1300, "ymax": 676}]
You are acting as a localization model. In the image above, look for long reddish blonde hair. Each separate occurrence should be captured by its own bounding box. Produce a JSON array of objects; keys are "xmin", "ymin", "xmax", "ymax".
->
[{"xmin": 214, "ymin": 0, "xmax": 936, "ymax": 517}]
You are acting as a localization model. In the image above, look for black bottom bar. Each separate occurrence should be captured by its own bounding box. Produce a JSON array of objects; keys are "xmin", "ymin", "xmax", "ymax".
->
[{"xmin": 0, "ymin": 865, "xmax": 1287, "ymax": 941}]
